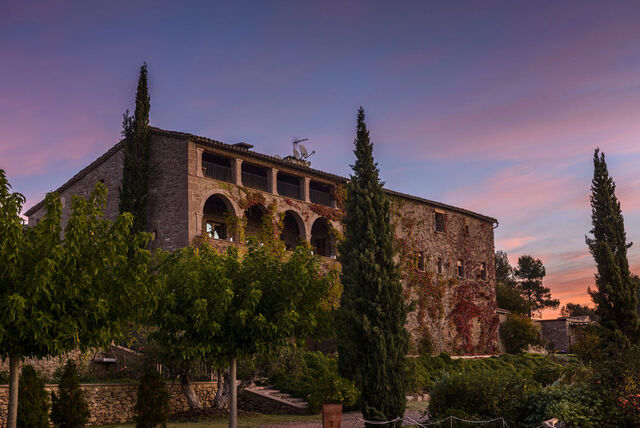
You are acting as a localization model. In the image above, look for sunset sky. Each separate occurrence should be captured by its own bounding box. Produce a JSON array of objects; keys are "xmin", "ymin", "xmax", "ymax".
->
[{"xmin": 2, "ymin": 1, "xmax": 640, "ymax": 318}]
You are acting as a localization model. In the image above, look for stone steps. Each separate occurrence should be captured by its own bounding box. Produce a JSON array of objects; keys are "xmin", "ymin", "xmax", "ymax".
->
[{"xmin": 241, "ymin": 384, "xmax": 310, "ymax": 414}]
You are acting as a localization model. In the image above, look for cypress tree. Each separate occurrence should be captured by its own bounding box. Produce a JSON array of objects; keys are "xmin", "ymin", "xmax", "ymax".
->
[
  {"xmin": 586, "ymin": 148, "xmax": 639, "ymax": 345},
  {"xmin": 337, "ymin": 108, "xmax": 409, "ymax": 426},
  {"xmin": 17, "ymin": 365, "xmax": 50, "ymax": 428},
  {"xmin": 51, "ymin": 361, "xmax": 90, "ymax": 428},
  {"xmin": 119, "ymin": 63, "xmax": 151, "ymax": 233}
]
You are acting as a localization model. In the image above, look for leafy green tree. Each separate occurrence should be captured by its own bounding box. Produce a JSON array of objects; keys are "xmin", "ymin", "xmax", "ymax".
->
[
  {"xmin": 119, "ymin": 62, "xmax": 151, "ymax": 233},
  {"xmin": 586, "ymin": 148, "xmax": 640, "ymax": 345},
  {"xmin": 560, "ymin": 303, "xmax": 598, "ymax": 320},
  {"xmin": 0, "ymin": 169, "xmax": 153, "ymax": 428},
  {"xmin": 499, "ymin": 314, "xmax": 544, "ymax": 354},
  {"xmin": 18, "ymin": 365, "xmax": 49, "ymax": 428},
  {"xmin": 151, "ymin": 240, "xmax": 338, "ymax": 427},
  {"xmin": 51, "ymin": 361, "xmax": 90, "ymax": 428},
  {"xmin": 135, "ymin": 365, "xmax": 169, "ymax": 428},
  {"xmin": 514, "ymin": 255, "xmax": 559, "ymax": 317},
  {"xmin": 337, "ymin": 108, "xmax": 409, "ymax": 426},
  {"xmin": 495, "ymin": 251, "xmax": 531, "ymax": 315}
]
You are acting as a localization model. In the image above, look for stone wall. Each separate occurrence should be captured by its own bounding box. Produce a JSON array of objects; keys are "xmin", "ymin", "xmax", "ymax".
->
[
  {"xmin": 391, "ymin": 194, "xmax": 498, "ymax": 354},
  {"xmin": 27, "ymin": 146, "xmax": 124, "ymax": 227},
  {"xmin": 0, "ymin": 381, "xmax": 217, "ymax": 427}
]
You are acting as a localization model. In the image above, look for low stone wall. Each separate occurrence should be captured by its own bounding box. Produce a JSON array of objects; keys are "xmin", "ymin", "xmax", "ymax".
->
[{"xmin": 0, "ymin": 381, "xmax": 217, "ymax": 426}]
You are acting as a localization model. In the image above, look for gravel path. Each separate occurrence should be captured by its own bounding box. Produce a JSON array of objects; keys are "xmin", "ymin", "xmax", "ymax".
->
[{"xmin": 257, "ymin": 409, "xmax": 426, "ymax": 428}]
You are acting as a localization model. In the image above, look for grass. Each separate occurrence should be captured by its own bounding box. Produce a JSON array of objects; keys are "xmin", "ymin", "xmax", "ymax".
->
[{"xmin": 98, "ymin": 413, "xmax": 321, "ymax": 428}]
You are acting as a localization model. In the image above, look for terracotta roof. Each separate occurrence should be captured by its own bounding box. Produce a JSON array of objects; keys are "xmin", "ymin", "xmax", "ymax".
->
[{"xmin": 24, "ymin": 127, "xmax": 498, "ymax": 224}]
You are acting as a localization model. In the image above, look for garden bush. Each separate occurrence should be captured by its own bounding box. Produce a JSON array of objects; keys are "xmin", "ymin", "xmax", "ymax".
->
[
  {"xmin": 51, "ymin": 360, "xmax": 90, "ymax": 428},
  {"xmin": 405, "ymin": 352, "xmax": 567, "ymax": 393},
  {"xmin": 18, "ymin": 365, "xmax": 50, "ymax": 428},
  {"xmin": 135, "ymin": 365, "xmax": 169, "ymax": 428},
  {"xmin": 264, "ymin": 348, "xmax": 358, "ymax": 413},
  {"xmin": 499, "ymin": 314, "xmax": 544, "ymax": 354},
  {"xmin": 429, "ymin": 367, "xmax": 538, "ymax": 422}
]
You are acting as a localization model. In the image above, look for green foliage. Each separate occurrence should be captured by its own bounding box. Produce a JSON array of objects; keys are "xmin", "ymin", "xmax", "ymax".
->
[
  {"xmin": 265, "ymin": 348, "xmax": 358, "ymax": 413},
  {"xmin": 0, "ymin": 370, "xmax": 9, "ymax": 383},
  {"xmin": 496, "ymin": 282, "xmax": 532, "ymax": 315},
  {"xmin": 135, "ymin": 365, "xmax": 169, "ymax": 428},
  {"xmin": 152, "ymin": 240, "xmax": 338, "ymax": 367},
  {"xmin": 571, "ymin": 324, "xmax": 605, "ymax": 362},
  {"xmin": 51, "ymin": 361, "xmax": 90, "ymax": 428},
  {"xmin": 429, "ymin": 368, "xmax": 538, "ymax": 422},
  {"xmin": 119, "ymin": 63, "xmax": 151, "ymax": 233},
  {"xmin": 405, "ymin": 353, "xmax": 566, "ymax": 393},
  {"xmin": 499, "ymin": 314, "xmax": 544, "ymax": 354},
  {"xmin": 338, "ymin": 108, "xmax": 408, "ymax": 424},
  {"xmin": 18, "ymin": 365, "xmax": 50, "ymax": 428},
  {"xmin": 495, "ymin": 251, "xmax": 532, "ymax": 315},
  {"xmin": 586, "ymin": 148, "xmax": 639, "ymax": 344},
  {"xmin": 0, "ymin": 170, "xmax": 153, "ymax": 426},
  {"xmin": 515, "ymin": 255, "xmax": 559, "ymax": 317},
  {"xmin": 560, "ymin": 303, "xmax": 598, "ymax": 319}
]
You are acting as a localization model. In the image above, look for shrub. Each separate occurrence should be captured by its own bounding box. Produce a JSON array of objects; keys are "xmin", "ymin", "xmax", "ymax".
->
[
  {"xmin": 135, "ymin": 365, "xmax": 169, "ymax": 428},
  {"xmin": 429, "ymin": 368, "xmax": 538, "ymax": 422},
  {"xmin": 499, "ymin": 314, "xmax": 543, "ymax": 354},
  {"xmin": 18, "ymin": 365, "xmax": 50, "ymax": 428},
  {"xmin": 265, "ymin": 348, "xmax": 358, "ymax": 413},
  {"xmin": 0, "ymin": 370, "xmax": 9, "ymax": 383},
  {"xmin": 571, "ymin": 324, "xmax": 605, "ymax": 362},
  {"xmin": 51, "ymin": 360, "xmax": 90, "ymax": 428}
]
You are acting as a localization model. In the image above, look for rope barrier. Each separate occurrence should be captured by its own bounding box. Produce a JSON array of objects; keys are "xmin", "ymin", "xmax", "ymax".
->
[{"xmin": 404, "ymin": 415, "xmax": 509, "ymax": 427}]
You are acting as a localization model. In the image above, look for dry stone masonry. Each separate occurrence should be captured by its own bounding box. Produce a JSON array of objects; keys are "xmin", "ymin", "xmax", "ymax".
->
[{"xmin": 25, "ymin": 127, "xmax": 500, "ymax": 354}]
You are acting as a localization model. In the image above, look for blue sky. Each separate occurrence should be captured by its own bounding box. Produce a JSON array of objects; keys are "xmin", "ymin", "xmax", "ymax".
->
[{"xmin": 2, "ymin": 1, "xmax": 640, "ymax": 316}]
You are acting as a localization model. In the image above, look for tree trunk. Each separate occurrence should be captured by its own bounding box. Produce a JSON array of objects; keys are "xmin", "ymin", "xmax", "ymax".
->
[
  {"xmin": 7, "ymin": 354, "xmax": 19, "ymax": 428},
  {"xmin": 213, "ymin": 368, "xmax": 230, "ymax": 409},
  {"xmin": 229, "ymin": 357, "xmax": 237, "ymax": 428},
  {"xmin": 180, "ymin": 371, "xmax": 203, "ymax": 410}
]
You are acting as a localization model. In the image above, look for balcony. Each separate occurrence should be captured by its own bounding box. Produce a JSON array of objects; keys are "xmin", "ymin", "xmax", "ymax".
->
[
  {"xmin": 202, "ymin": 152, "xmax": 233, "ymax": 183},
  {"xmin": 310, "ymin": 189, "xmax": 333, "ymax": 206},
  {"xmin": 309, "ymin": 181, "xmax": 333, "ymax": 206},
  {"xmin": 277, "ymin": 172, "xmax": 301, "ymax": 199},
  {"xmin": 241, "ymin": 163, "xmax": 269, "ymax": 191}
]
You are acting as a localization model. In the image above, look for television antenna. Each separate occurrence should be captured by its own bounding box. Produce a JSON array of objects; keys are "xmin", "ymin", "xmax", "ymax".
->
[{"xmin": 293, "ymin": 138, "xmax": 315, "ymax": 160}]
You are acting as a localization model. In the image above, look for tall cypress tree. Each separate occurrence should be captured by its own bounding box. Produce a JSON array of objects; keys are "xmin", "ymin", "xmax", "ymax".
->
[
  {"xmin": 586, "ymin": 148, "xmax": 639, "ymax": 345},
  {"xmin": 119, "ymin": 63, "xmax": 151, "ymax": 232},
  {"xmin": 337, "ymin": 108, "xmax": 408, "ymax": 426}
]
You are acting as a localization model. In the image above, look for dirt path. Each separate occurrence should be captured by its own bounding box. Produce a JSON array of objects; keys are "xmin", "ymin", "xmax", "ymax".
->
[{"xmin": 257, "ymin": 409, "xmax": 426, "ymax": 428}]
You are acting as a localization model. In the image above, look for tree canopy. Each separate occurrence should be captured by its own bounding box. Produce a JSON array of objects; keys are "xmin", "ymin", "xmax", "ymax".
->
[
  {"xmin": 495, "ymin": 251, "xmax": 532, "ymax": 315},
  {"xmin": 514, "ymin": 255, "xmax": 559, "ymax": 317},
  {"xmin": 560, "ymin": 303, "xmax": 598, "ymax": 320},
  {"xmin": 0, "ymin": 170, "xmax": 153, "ymax": 428},
  {"xmin": 337, "ymin": 108, "xmax": 409, "ymax": 426},
  {"xmin": 586, "ymin": 148, "xmax": 639, "ymax": 345},
  {"xmin": 151, "ymin": 239, "xmax": 339, "ymax": 425},
  {"xmin": 120, "ymin": 62, "xmax": 152, "ymax": 233}
]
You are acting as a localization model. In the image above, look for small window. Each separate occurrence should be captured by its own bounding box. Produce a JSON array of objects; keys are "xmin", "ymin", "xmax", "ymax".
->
[
  {"xmin": 481, "ymin": 262, "xmax": 487, "ymax": 280},
  {"xmin": 464, "ymin": 225, "xmax": 469, "ymax": 236},
  {"xmin": 457, "ymin": 259, "xmax": 464, "ymax": 278},
  {"xmin": 437, "ymin": 257, "xmax": 443, "ymax": 275},
  {"xmin": 99, "ymin": 179, "xmax": 105, "ymax": 184},
  {"xmin": 435, "ymin": 212, "xmax": 446, "ymax": 232},
  {"xmin": 417, "ymin": 252, "xmax": 425, "ymax": 271},
  {"xmin": 206, "ymin": 221, "xmax": 227, "ymax": 240}
]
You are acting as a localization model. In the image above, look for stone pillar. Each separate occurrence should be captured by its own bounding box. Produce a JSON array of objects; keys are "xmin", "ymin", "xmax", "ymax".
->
[
  {"xmin": 268, "ymin": 168, "xmax": 279, "ymax": 195},
  {"xmin": 196, "ymin": 147, "xmax": 204, "ymax": 177},
  {"xmin": 195, "ymin": 212, "xmax": 203, "ymax": 236},
  {"xmin": 233, "ymin": 158, "xmax": 243, "ymax": 186},
  {"xmin": 301, "ymin": 176, "xmax": 310, "ymax": 203}
]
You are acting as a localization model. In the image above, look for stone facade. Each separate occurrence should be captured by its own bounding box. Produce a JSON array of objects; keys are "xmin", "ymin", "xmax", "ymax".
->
[
  {"xmin": 25, "ymin": 127, "xmax": 499, "ymax": 354},
  {"xmin": 0, "ymin": 381, "xmax": 217, "ymax": 426},
  {"xmin": 536, "ymin": 317, "xmax": 595, "ymax": 353}
]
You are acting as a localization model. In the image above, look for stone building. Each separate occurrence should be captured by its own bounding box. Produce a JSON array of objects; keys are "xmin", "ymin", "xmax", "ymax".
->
[{"xmin": 25, "ymin": 127, "xmax": 499, "ymax": 354}]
